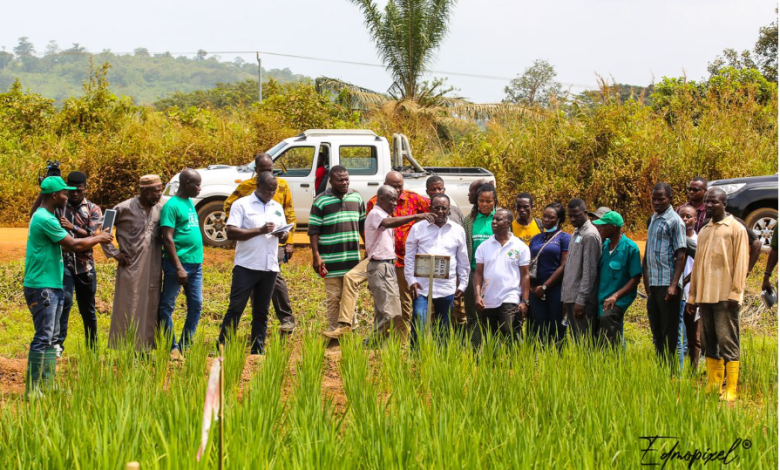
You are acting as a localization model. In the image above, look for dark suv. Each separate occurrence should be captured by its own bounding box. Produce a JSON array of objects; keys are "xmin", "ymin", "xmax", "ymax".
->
[{"xmin": 709, "ymin": 174, "xmax": 778, "ymax": 250}]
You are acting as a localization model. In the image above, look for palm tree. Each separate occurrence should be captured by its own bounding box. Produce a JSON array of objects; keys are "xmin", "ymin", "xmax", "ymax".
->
[{"xmin": 348, "ymin": 0, "xmax": 457, "ymax": 101}]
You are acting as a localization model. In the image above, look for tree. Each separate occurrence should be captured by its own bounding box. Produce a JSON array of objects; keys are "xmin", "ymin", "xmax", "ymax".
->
[
  {"xmin": 65, "ymin": 43, "xmax": 87, "ymax": 54},
  {"xmin": 196, "ymin": 50, "xmax": 208, "ymax": 61},
  {"xmin": 44, "ymin": 41, "xmax": 60, "ymax": 56},
  {"xmin": 134, "ymin": 48, "xmax": 150, "ymax": 57},
  {"xmin": 754, "ymin": 9, "xmax": 778, "ymax": 82},
  {"xmin": 503, "ymin": 59, "xmax": 563, "ymax": 107},
  {"xmin": 13, "ymin": 37, "xmax": 35, "ymax": 57},
  {"xmin": 0, "ymin": 51, "xmax": 12, "ymax": 69},
  {"xmin": 348, "ymin": 0, "xmax": 457, "ymax": 101},
  {"xmin": 708, "ymin": 11, "xmax": 777, "ymax": 82}
]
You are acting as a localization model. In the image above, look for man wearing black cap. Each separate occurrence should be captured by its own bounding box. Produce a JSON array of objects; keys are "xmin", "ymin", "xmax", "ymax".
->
[{"xmin": 55, "ymin": 171, "xmax": 103, "ymax": 355}]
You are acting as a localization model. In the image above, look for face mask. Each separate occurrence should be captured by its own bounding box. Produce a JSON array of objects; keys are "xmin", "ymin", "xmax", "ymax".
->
[{"xmin": 545, "ymin": 226, "xmax": 558, "ymax": 233}]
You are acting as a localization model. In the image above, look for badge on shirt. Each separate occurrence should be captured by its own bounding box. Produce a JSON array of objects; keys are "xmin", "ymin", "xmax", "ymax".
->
[
  {"xmin": 275, "ymin": 210, "xmax": 282, "ymax": 217},
  {"xmin": 574, "ymin": 235, "xmax": 582, "ymax": 243}
]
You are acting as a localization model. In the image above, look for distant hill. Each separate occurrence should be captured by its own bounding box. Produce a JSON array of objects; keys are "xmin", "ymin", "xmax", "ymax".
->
[{"xmin": 0, "ymin": 47, "xmax": 310, "ymax": 104}]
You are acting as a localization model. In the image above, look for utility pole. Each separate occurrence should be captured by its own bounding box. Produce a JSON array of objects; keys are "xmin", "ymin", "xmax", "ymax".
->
[{"xmin": 256, "ymin": 52, "xmax": 262, "ymax": 103}]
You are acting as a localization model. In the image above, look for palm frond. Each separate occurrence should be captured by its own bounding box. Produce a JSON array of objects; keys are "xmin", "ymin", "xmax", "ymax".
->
[
  {"xmin": 447, "ymin": 102, "xmax": 541, "ymax": 121},
  {"xmin": 315, "ymin": 76, "xmax": 389, "ymax": 110}
]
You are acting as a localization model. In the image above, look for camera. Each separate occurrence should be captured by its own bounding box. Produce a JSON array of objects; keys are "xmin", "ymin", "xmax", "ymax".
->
[{"xmin": 38, "ymin": 160, "xmax": 62, "ymax": 185}]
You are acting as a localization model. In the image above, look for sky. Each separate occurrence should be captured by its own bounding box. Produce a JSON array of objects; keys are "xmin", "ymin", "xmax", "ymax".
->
[{"xmin": 1, "ymin": 0, "xmax": 775, "ymax": 102}]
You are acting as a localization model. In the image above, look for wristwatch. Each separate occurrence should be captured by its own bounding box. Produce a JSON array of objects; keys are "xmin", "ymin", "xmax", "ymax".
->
[
  {"xmin": 522, "ymin": 299, "xmax": 531, "ymax": 306},
  {"xmin": 541, "ymin": 284, "xmax": 547, "ymax": 292}
]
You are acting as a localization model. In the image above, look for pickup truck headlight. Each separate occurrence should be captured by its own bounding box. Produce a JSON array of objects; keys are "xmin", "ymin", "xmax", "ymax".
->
[
  {"xmin": 711, "ymin": 183, "xmax": 746, "ymax": 196},
  {"xmin": 164, "ymin": 182, "xmax": 179, "ymax": 196}
]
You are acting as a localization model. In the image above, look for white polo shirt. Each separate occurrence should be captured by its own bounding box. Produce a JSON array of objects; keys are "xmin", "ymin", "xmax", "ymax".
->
[
  {"xmin": 226, "ymin": 193, "xmax": 287, "ymax": 272},
  {"xmin": 475, "ymin": 235, "xmax": 531, "ymax": 309}
]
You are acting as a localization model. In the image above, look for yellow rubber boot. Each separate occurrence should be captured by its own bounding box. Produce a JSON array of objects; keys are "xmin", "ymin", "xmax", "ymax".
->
[
  {"xmin": 705, "ymin": 357, "xmax": 725, "ymax": 394},
  {"xmin": 721, "ymin": 361, "xmax": 739, "ymax": 402}
]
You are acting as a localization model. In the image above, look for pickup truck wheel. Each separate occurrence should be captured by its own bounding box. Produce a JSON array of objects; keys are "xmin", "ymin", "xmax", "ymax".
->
[
  {"xmin": 198, "ymin": 201, "xmax": 232, "ymax": 248},
  {"xmin": 745, "ymin": 208, "xmax": 778, "ymax": 252}
]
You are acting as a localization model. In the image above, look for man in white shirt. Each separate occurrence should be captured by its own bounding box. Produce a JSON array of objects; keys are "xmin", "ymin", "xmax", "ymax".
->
[
  {"xmin": 217, "ymin": 173, "xmax": 289, "ymax": 356},
  {"xmin": 404, "ymin": 194, "xmax": 470, "ymax": 347},
  {"xmin": 474, "ymin": 209, "xmax": 531, "ymax": 341},
  {"xmin": 365, "ymin": 185, "xmax": 434, "ymax": 344}
]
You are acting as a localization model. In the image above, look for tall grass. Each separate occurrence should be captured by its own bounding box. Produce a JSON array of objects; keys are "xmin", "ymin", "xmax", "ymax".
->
[
  {"xmin": 0, "ymin": 326, "xmax": 776, "ymax": 468},
  {"xmin": 1, "ymin": 66, "xmax": 776, "ymax": 228}
]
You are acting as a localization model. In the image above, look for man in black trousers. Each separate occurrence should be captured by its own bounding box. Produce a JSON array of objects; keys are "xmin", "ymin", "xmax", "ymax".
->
[{"xmin": 218, "ymin": 173, "xmax": 289, "ymax": 355}]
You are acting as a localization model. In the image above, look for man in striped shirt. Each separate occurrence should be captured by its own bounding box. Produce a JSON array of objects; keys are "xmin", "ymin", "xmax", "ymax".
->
[
  {"xmin": 308, "ymin": 166, "xmax": 366, "ymax": 338},
  {"xmin": 643, "ymin": 182, "xmax": 687, "ymax": 370}
]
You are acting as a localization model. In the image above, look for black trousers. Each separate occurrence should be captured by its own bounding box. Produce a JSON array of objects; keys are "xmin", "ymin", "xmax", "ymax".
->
[
  {"xmin": 271, "ymin": 255, "xmax": 295, "ymax": 327},
  {"xmin": 598, "ymin": 305, "xmax": 624, "ymax": 348},
  {"xmin": 647, "ymin": 286, "xmax": 681, "ymax": 366},
  {"xmin": 482, "ymin": 303, "xmax": 518, "ymax": 341},
  {"xmin": 59, "ymin": 267, "xmax": 98, "ymax": 350},
  {"xmin": 219, "ymin": 266, "xmax": 278, "ymax": 354}
]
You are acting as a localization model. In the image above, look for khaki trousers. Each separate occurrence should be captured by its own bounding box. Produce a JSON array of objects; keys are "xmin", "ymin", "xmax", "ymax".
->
[
  {"xmin": 324, "ymin": 277, "xmax": 356, "ymax": 330},
  {"xmin": 367, "ymin": 260, "xmax": 403, "ymax": 335},
  {"xmin": 338, "ymin": 259, "xmax": 413, "ymax": 332},
  {"xmin": 340, "ymin": 258, "xmax": 369, "ymax": 326},
  {"xmin": 395, "ymin": 266, "xmax": 413, "ymax": 331}
]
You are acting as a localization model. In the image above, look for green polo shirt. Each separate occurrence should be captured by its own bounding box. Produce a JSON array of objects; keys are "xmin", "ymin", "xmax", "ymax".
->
[
  {"xmin": 471, "ymin": 210, "xmax": 495, "ymax": 270},
  {"xmin": 24, "ymin": 208, "xmax": 68, "ymax": 289},
  {"xmin": 597, "ymin": 235, "xmax": 642, "ymax": 315},
  {"xmin": 160, "ymin": 196, "xmax": 204, "ymax": 264}
]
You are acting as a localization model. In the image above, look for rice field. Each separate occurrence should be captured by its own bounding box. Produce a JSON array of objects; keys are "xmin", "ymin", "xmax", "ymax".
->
[{"xmin": 0, "ymin": 326, "xmax": 776, "ymax": 469}]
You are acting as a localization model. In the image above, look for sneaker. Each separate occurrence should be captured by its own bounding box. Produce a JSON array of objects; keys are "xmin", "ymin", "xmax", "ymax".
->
[
  {"xmin": 279, "ymin": 322, "xmax": 295, "ymax": 333},
  {"xmin": 170, "ymin": 349, "xmax": 184, "ymax": 362},
  {"xmin": 54, "ymin": 344, "xmax": 63, "ymax": 359}
]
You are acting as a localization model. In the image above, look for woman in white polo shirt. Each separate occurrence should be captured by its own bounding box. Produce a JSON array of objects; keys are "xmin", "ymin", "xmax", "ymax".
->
[{"xmin": 474, "ymin": 208, "xmax": 531, "ymax": 341}]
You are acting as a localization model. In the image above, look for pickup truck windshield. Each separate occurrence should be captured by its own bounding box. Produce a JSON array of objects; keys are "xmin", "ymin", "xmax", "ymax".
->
[{"xmin": 246, "ymin": 141, "xmax": 288, "ymax": 171}]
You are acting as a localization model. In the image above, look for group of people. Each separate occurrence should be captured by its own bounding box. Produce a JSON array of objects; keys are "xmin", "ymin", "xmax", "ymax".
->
[{"xmin": 22, "ymin": 152, "xmax": 778, "ymax": 404}]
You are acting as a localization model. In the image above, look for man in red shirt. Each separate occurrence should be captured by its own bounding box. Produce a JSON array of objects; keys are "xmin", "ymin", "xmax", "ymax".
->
[
  {"xmin": 678, "ymin": 177, "xmax": 708, "ymax": 233},
  {"xmin": 337, "ymin": 171, "xmax": 430, "ymax": 336}
]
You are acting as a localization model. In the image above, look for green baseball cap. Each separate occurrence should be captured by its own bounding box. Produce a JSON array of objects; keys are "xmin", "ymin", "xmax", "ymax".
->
[
  {"xmin": 41, "ymin": 176, "xmax": 76, "ymax": 194},
  {"xmin": 592, "ymin": 210, "xmax": 624, "ymax": 227}
]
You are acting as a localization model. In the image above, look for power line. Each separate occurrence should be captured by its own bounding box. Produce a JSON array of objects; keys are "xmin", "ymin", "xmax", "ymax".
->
[{"xmin": 24, "ymin": 49, "xmax": 598, "ymax": 89}]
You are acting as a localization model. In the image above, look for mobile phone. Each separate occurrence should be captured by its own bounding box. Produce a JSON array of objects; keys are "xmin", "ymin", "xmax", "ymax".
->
[{"xmin": 102, "ymin": 209, "xmax": 117, "ymax": 235}]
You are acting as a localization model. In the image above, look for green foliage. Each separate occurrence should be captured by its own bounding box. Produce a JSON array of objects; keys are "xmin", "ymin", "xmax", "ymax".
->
[
  {"xmin": 153, "ymin": 79, "xmax": 260, "ymax": 110},
  {"xmin": 0, "ymin": 61, "xmax": 776, "ymax": 230},
  {"xmin": 0, "ymin": 321, "xmax": 776, "ymax": 467},
  {"xmin": 442, "ymin": 70, "xmax": 777, "ymax": 229},
  {"xmin": 0, "ymin": 45, "xmax": 309, "ymax": 104},
  {"xmin": 708, "ymin": 11, "xmax": 778, "ymax": 82}
]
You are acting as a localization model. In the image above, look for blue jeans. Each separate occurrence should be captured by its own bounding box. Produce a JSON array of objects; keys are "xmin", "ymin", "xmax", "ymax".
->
[
  {"xmin": 158, "ymin": 259, "xmax": 203, "ymax": 351},
  {"xmin": 527, "ymin": 284, "xmax": 565, "ymax": 345},
  {"xmin": 678, "ymin": 300, "xmax": 688, "ymax": 372},
  {"xmin": 411, "ymin": 294, "xmax": 454, "ymax": 349},
  {"xmin": 24, "ymin": 287, "xmax": 64, "ymax": 353}
]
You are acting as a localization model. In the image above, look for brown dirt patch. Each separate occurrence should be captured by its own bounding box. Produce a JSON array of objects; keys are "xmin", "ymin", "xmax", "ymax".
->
[{"xmin": 0, "ymin": 357, "xmax": 26, "ymax": 396}]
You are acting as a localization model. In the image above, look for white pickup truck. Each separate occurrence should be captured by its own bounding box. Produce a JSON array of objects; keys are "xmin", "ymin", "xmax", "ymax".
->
[{"xmin": 162, "ymin": 129, "xmax": 495, "ymax": 247}]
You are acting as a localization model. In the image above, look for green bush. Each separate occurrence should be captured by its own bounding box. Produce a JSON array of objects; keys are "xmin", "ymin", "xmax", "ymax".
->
[{"xmin": 0, "ymin": 63, "xmax": 776, "ymax": 228}]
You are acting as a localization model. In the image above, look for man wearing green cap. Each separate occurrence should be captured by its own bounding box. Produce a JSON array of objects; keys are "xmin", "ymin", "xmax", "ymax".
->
[
  {"xmin": 24, "ymin": 176, "xmax": 112, "ymax": 397},
  {"xmin": 593, "ymin": 211, "xmax": 643, "ymax": 347}
]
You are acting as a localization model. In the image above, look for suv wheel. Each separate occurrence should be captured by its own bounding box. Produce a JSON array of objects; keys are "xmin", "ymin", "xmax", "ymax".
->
[
  {"xmin": 198, "ymin": 201, "xmax": 232, "ymax": 248},
  {"xmin": 745, "ymin": 208, "xmax": 778, "ymax": 252}
]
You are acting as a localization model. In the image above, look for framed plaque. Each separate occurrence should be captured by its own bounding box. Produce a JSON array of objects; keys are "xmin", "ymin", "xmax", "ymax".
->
[{"xmin": 413, "ymin": 254, "xmax": 451, "ymax": 279}]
